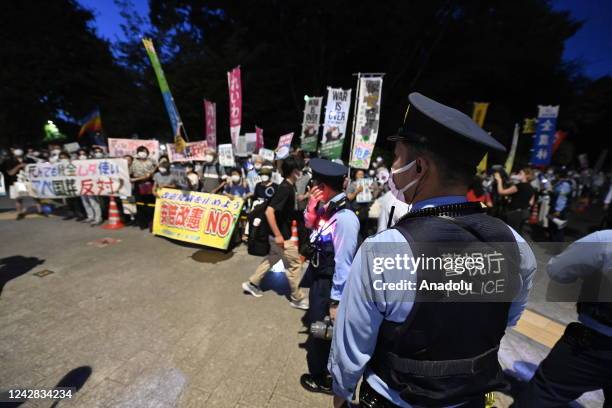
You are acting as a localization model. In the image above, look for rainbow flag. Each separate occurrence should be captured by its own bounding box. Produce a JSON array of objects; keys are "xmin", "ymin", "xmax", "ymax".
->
[{"xmin": 78, "ymin": 109, "xmax": 102, "ymax": 138}]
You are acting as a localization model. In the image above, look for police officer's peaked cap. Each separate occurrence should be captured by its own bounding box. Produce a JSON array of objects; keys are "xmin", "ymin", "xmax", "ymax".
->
[
  {"xmin": 388, "ymin": 92, "xmax": 506, "ymax": 153},
  {"xmin": 309, "ymin": 158, "xmax": 347, "ymax": 179}
]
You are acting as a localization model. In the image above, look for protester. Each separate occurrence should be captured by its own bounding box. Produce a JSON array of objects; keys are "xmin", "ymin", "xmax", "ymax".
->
[
  {"xmin": 495, "ymin": 168, "xmax": 535, "ymax": 232},
  {"xmin": 153, "ymin": 161, "xmax": 178, "ymax": 195},
  {"xmin": 58, "ymin": 151, "xmax": 86, "ymax": 222},
  {"xmin": 549, "ymin": 168, "xmax": 573, "ymax": 242},
  {"xmin": 241, "ymin": 156, "xmax": 309, "ymax": 310},
  {"xmin": 200, "ymin": 148, "xmax": 226, "ymax": 194},
  {"xmin": 224, "ymin": 168, "xmax": 248, "ymax": 199},
  {"xmin": 121, "ymin": 154, "xmax": 137, "ymax": 225},
  {"xmin": 467, "ymin": 175, "xmax": 493, "ymax": 207},
  {"xmin": 252, "ymin": 166, "xmax": 277, "ymax": 200},
  {"xmin": 130, "ymin": 145, "xmax": 156, "ymax": 230},
  {"xmin": 3, "ymin": 147, "xmax": 43, "ymax": 219}
]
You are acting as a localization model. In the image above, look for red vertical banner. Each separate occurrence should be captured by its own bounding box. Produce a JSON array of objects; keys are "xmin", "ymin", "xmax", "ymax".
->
[
  {"xmin": 255, "ymin": 126, "xmax": 264, "ymax": 152},
  {"xmin": 552, "ymin": 130, "xmax": 567, "ymax": 154},
  {"xmin": 227, "ymin": 66, "xmax": 242, "ymax": 148},
  {"xmin": 204, "ymin": 100, "xmax": 217, "ymax": 148}
]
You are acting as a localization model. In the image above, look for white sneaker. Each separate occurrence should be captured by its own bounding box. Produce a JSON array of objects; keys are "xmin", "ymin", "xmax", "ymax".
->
[
  {"xmin": 289, "ymin": 298, "xmax": 309, "ymax": 310},
  {"xmin": 242, "ymin": 281, "xmax": 263, "ymax": 297}
]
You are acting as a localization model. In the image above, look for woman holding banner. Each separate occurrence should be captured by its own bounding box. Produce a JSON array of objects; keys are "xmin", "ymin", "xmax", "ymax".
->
[{"xmin": 130, "ymin": 146, "xmax": 156, "ymax": 230}]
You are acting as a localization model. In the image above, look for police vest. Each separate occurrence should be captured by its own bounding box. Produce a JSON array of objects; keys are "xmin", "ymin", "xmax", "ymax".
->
[
  {"xmin": 308, "ymin": 198, "xmax": 351, "ymax": 279},
  {"xmin": 369, "ymin": 206, "xmax": 522, "ymax": 407}
]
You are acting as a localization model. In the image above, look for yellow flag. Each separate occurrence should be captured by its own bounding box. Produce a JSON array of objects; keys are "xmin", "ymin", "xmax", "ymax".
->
[
  {"xmin": 476, "ymin": 153, "xmax": 488, "ymax": 174},
  {"xmin": 174, "ymin": 123, "xmax": 187, "ymax": 153},
  {"xmin": 472, "ymin": 102, "xmax": 489, "ymax": 127},
  {"xmin": 472, "ymin": 102, "xmax": 489, "ymax": 173}
]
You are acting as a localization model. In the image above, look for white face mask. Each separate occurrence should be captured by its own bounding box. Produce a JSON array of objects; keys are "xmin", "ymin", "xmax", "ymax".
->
[
  {"xmin": 94, "ymin": 152, "xmax": 104, "ymax": 158},
  {"xmin": 137, "ymin": 151, "xmax": 148, "ymax": 159},
  {"xmin": 60, "ymin": 158, "xmax": 69, "ymax": 163},
  {"xmin": 388, "ymin": 160, "xmax": 420, "ymax": 203},
  {"xmin": 231, "ymin": 175, "xmax": 241, "ymax": 183},
  {"xmin": 51, "ymin": 149, "xmax": 61, "ymax": 155},
  {"xmin": 187, "ymin": 173, "xmax": 199, "ymax": 186},
  {"xmin": 33, "ymin": 151, "xmax": 40, "ymax": 157},
  {"xmin": 13, "ymin": 149, "xmax": 23, "ymax": 157},
  {"xmin": 261, "ymin": 175, "xmax": 270, "ymax": 182},
  {"xmin": 368, "ymin": 170, "xmax": 375, "ymax": 176},
  {"xmin": 159, "ymin": 167, "xmax": 168, "ymax": 174},
  {"xmin": 254, "ymin": 163, "xmax": 262, "ymax": 170},
  {"xmin": 78, "ymin": 155, "xmax": 87, "ymax": 160},
  {"xmin": 204, "ymin": 154, "xmax": 214, "ymax": 163}
]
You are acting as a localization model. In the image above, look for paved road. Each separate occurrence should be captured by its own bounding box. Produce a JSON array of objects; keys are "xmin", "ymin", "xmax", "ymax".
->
[{"xmin": 0, "ymin": 201, "xmax": 604, "ymax": 407}]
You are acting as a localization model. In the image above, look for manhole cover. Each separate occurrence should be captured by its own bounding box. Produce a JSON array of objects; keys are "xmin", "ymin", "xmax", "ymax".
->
[
  {"xmin": 34, "ymin": 269, "xmax": 54, "ymax": 277},
  {"xmin": 87, "ymin": 237, "xmax": 122, "ymax": 248}
]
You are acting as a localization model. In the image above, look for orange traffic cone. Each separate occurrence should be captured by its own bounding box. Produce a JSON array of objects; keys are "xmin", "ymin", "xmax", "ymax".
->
[
  {"xmin": 290, "ymin": 220, "xmax": 299, "ymax": 247},
  {"xmin": 102, "ymin": 197, "xmax": 125, "ymax": 229}
]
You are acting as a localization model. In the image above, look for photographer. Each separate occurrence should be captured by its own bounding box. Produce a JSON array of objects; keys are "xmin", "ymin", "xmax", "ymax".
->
[
  {"xmin": 299, "ymin": 158, "xmax": 360, "ymax": 394},
  {"xmin": 494, "ymin": 168, "xmax": 535, "ymax": 232}
]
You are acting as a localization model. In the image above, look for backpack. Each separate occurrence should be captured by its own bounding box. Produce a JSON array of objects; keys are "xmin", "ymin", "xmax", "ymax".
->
[{"xmin": 247, "ymin": 198, "xmax": 271, "ymax": 256}]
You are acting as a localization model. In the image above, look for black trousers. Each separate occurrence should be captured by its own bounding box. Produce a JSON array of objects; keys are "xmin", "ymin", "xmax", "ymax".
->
[
  {"xmin": 514, "ymin": 322, "xmax": 612, "ymax": 408},
  {"xmin": 359, "ymin": 379, "xmax": 485, "ymax": 408},
  {"xmin": 305, "ymin": 277, "xmax": 332, "ymax": 377}
]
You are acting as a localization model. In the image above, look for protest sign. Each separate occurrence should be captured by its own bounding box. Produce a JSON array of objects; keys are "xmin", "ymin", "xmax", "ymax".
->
[
  {"xmin": 275, "ymin": 132, "xmax": 294, "ymax": 159},
  {"xmin": 321, "ymin": 88, "xmax": 351, "ymax": 159},
  {"xmin": 204, "ymin": 100, "xmax": 217, "ymax": 148},
  {"xmin": 166, "ymin": 140, "xmax": 208, "ymax": 162},
  {"xmin": 218, "ymin": 144, "xmax": 236, "ymax": 167},
  {"xmin": 108, "ymin": 138, "xmax": 160, "ymax": 161},
  {"xmin": 0, "ymin": 172, "xmax": 5, "ymax": 196},
  {"xmin": 259, "ymin": 148, "xmax": 275, "ymax": 162},
  {"xmin": 235, "ymin": 135, "xmax": 248, "ymax": 157},
  {"xmin": 300, "ymin": 96, "xmax": 323, "ymax": 152},
  {"xmin": 153, "ymin": 188, "xmax": 244, "ymax": 249},
  {"xmin": 63, "ymin": 142, "xmax": 81, "ymax": 153},
  {"xmin": 356, "ymin": 178, "xmax": 373, "ymax": 203},
  {"xmin": 245, "ymin": 133, "xmax": 257, "ymax": 154},
  {"xmin": 529, "ymin": 105, "xmax": 559, "ymax": 166},
  {"xmin": 26, "ymin": 158, "xmax": 131, "ymax": 198},
  {"xmin": 349, "ymin": 77, "xmax": 382, "ymax": 169},
  {"xmin": 227, "ymin": 66, "xmax": 242, "ymax": 148}
]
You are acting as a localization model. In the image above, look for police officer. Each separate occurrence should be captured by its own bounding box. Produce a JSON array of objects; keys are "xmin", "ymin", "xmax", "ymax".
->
[
  {"xmin": 328, "ymin": 93, "xmax": 537, "ymax": 408},
  {"xmin": 514, "ymin": 229, "xmax": 612, "ymax": 407},
  {"xmin": 300, "ymin": 158, "xmax": 360, "ymax": 394}
]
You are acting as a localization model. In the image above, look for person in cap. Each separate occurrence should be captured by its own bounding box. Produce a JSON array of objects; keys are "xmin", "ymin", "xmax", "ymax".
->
[
  {"xmin": 328, "ymin": 92, "xmax": 536, "ymax": 408},
  {"xmin": 300, "ymin": 158, "xmax": 361, "ymax": 394}
]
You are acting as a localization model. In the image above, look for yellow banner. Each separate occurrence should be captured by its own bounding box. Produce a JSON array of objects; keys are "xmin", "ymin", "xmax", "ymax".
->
[
  {"xmin": 152, "ymin": 188, "xmax": 243, "ymax": 249},
  {"xmin": 472, "ymin": 102, "xmax": 489, "ymax": 127}
]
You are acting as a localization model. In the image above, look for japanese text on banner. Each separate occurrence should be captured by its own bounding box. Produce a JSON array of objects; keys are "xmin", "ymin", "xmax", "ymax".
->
[
  {"xmin": 166, "ymin": 140, "xmax": 208, "ymax": 162},
  {"xmin": 152, "ymin": 188, "xmax": 243, "ymax": 249},
  {"xmin": 227, "ymin": 67, "xmax": 242, "ymax": 148},
  {"xmin": 529, "ymin": 105, "xmax": 559, "ymax": 166},
  {"xmin": 26, "ymin": 159, "xmax": 131, "ymax": 198}
]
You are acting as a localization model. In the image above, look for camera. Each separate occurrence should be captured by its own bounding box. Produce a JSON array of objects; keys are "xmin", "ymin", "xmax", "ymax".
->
[{"xmin": 310, "ymin": 316, "xmax": 333, "ymax": 340}]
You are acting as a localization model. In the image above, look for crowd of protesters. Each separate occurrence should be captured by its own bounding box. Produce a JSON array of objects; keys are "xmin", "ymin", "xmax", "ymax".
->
[{"xmin": 1, "ymin": 142, "xmax": 611, "ymax": 246}]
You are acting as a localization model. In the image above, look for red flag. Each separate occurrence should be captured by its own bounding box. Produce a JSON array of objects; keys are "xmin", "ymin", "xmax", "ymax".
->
[
  {"xmin": 227, "ymin": 67, "xmax": 242, "ymax": 148},
  {"xmin": 255, "ymin": 126, "xmax": 264, "ymax": 152},
  {"xmin": 204, "ymin": 100, "xmax": 217, "ymax": 148}
]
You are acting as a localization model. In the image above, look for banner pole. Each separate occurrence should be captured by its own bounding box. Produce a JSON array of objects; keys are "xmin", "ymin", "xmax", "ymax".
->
[{"xmin": 348, "ymin": 72, "xmax": 362, "ymax": 176}]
